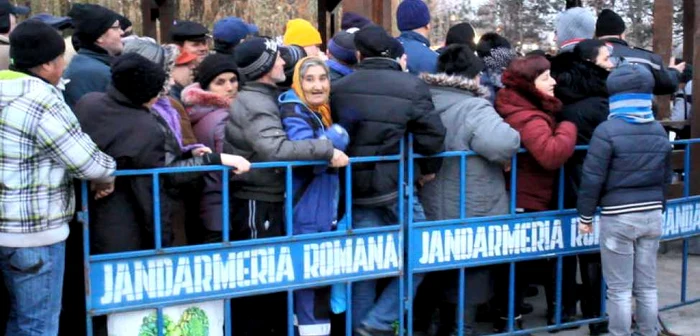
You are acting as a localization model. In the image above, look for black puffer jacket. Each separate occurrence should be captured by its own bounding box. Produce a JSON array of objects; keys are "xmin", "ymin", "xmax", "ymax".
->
[
  {"xmin": 551, "ymin": 52, "xmax": 610, "ymax": 208},
  {"xmin": 330, "ymin": 58, "xmax": 446, "ymax": 205},
  {"xmin": 601, "ymin": 37, "xmax": 681, "ymax": 95},
  {"xmin": 75, "ymin": 86, "xmax": 220, "ymax": 253}
]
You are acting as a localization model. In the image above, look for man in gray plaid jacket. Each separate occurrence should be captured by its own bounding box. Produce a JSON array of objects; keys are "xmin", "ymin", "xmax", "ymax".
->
[{"xmin": 0, "ymin": 20, "xmax": 116, "ymax": 336}]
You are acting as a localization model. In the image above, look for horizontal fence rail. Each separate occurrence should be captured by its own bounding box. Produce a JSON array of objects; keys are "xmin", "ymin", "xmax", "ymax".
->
[{"xmin": 79, "ymin": 137, "xmax": 700, "ymax": 336}]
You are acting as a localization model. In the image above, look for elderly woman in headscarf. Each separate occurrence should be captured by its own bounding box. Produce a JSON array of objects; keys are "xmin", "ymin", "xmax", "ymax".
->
[{"xmin": 278, "ymin": 56, "xmax": 350, "ymax": 336}]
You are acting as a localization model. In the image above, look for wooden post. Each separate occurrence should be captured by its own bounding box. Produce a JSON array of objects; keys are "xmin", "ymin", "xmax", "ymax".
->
[
  {"xmin": 684, "ymin": 0, "xmax": 695, "ymax": 62},
  {"xmin": 342, "ymin": 0, "xmax": 393, "ymax": 32},
  {"xmin": 141, "ymin": 0, "xmax": 156, "ymax": 38},
  {"xmin": 691, "ymin": 0, "xmax": 700, "ymax": 194},
  {"xmin": 158, "ymin": 0, "xmax": 175, "ymax": 43},
  {"xmin": 652, "ymin": 0, "xmax": 674, "ymax": 119}
]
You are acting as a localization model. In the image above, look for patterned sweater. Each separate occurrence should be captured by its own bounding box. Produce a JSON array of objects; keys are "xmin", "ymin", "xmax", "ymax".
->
[{"xmin": 0, "ymin": 70, "xmax": 116, "ymax": 247}]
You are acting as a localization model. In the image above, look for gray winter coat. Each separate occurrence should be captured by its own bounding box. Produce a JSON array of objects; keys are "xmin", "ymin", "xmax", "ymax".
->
[
  {"xmin": 224, "ymin": 82, "xmax": 335, "ymax": 202},
  {"xmin": 419, "ymin": 73, "xmax": 520, "ymax": 220}
]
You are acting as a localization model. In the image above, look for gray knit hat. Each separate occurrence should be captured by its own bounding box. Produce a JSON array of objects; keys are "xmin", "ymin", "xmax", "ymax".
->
[{"xmin": 555, "ymin": 7, "xmax": 596, "ymax": 50}]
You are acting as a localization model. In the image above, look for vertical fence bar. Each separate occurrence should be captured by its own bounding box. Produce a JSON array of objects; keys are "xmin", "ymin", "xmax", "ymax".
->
[
  {"xmin": 685, "ymin": 144, "xmax": 691, "ymax": 197},
  {"xmin": 82, "ymin": 181, "xmax": 94, "ymax": 336},
  {"xmin": 153, "ymin": 173, "xmax": 162, "ymax": 249},
  {"xmin": 459, "ymin": 154, "xmax": 467, "ymax": 219},
  {"xmin": 345, "ymin": 281, "xmax": 353, "ymax": 336},
  {"xmin": 558, "ymin": 167, "xmax": 565, "ymax": 210},
  {"xmin": 285, "ymin": 165, "xmax": 295, "ymax": 336},
  {"xmin": 507, "ymin": 262, "xmax": 515, "ymax": 332},
  {"xmin": 157, "ymin": 307, "xmax": 164, "ymax": 336},
  {"xmin": 555, "ymin": 256, "xmax": 563, "ymax": 326},
  {"xmin": 345, "ymin": 161, "xmax": 353, "ymax": 336},
  {"xmin": 682, "ymin": 239, "xmax": 689, "ymax": 303},
  {"xmin": 285, "ymin": 165, "xmax": 294, "ymax": 236},
  {"xmin": 458, "ymin": 268, "xmax": 465, "ymax": 336},
  {"xmin": 600, "ymin": 277, "xmax": 607, "ymax": 316},
  {"xmin": 510, "ymin": 156, "xmax": 517, "ymax": 215},
  {"xmin": 222, "ymin": 168, "xmax": 232, "ymax": 335},
  {"xmin": 288, "ymin": 290, "xmax": 295, "ymax": 336},
  {"xmin": 403, "ymin": 137, "xmax": 410, "ymax": 336},
  {"xmin": 222, "ymin": 168, "xmax": 230, "ymax": 242}
]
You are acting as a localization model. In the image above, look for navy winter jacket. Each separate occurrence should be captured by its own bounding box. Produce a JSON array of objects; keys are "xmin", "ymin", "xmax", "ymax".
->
[
  {"xmin": 577, "ymin": 119, "xmax": 672, "ymax": 223},
  {"xmin": 397, "ymin": 31, "xmax": 438, "ymax": 75},
  {"xmin": 63, "ymin": 48, "xmax": 113, "ymax": 109}
]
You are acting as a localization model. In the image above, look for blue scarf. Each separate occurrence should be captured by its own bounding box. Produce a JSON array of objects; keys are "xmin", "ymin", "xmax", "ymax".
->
[
  {"xmin": 326, "ymin": 59, "xmax": 354, "ymax": 77},
  {"xmin": 608, "ymin": 93, "xmax": 655, "ymax": 124}
]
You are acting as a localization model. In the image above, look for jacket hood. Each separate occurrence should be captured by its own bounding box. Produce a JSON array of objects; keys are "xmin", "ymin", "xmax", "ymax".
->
[
  {"xmin": 278, "ymin": 89, "xmax": 305, "ymax": 106},
  {"xmin": 0, "ymin": 70, "xmax": 60, "ymax": 107},
  {"xmin": 551, "ymin": 52, "xmax": 609, "ymax": 104},
  {"xmin": 500, "ymin": 69, "xmax": 563, "ymax": 115},
  {"xmin": 182, "ymin": 83, "xmax": 232, "ymax": 124},
  {"xmin": 420, "ymin": 73, "xmax": 489, "ymax": 98}
]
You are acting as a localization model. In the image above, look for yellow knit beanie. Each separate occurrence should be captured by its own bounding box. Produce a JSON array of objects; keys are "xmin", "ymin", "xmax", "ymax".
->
[{"xmin": 283, "ymin": 19, "xmax": 322, "ymax": 47}]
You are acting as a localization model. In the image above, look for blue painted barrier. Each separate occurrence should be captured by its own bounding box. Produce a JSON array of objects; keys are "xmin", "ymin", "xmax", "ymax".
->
[{"xmin": 79, "ymin": 137, "xmax": 700, "ymax": 336}]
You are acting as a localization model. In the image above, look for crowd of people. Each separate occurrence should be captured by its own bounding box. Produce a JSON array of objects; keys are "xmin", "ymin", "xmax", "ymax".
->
[{"xmin": 0, "ymin": 0, "xmax": 692, "ymax": 335}]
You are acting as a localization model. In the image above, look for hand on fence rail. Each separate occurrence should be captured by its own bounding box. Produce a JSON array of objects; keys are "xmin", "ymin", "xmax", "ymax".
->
[
  {"xmin": 330, "ymin": 148, "xmax": 350, "ymax": 167},
  {"xmin": 220, "ymin": 154, "xmax": 252, "ymax": 174},
  {"xmin": 191, "ymin": 146, "xmax": 213, "ymax": 157}
]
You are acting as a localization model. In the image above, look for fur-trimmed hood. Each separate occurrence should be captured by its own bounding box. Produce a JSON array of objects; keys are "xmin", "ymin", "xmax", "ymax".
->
[
  {"xmin": 182, "ymin": 83, "xmax": 232, "ymax": 124},
  {"xmin": 420, "ymin": 73, "xmax": 490, "ymax": 98}
]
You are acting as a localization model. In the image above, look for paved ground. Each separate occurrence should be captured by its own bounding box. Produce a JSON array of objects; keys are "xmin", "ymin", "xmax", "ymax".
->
[
  {"xmin": 532, "ymin": 242, "xmax": 700, "ymax": 336},
  {"xmin": 462, "ymin": 240, "xmax": 700, "ymax": 336}
]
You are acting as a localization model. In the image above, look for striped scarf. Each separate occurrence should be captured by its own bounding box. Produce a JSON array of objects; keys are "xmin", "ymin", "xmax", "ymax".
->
[{"xmin": 608, "ymin": 93, "xmax": 655, "ymax": 124}]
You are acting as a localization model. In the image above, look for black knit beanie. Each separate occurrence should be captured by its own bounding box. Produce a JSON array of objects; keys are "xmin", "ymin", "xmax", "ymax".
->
[
  {"xmin": 437, "ymin": 44, "xmax": 484, "ymax": 78},
  {"xmin": 10, "ymin": 20, "xmax": 65, "ymax": 69},
  {"xmin": 68, "ymin": 4, "xmax": 121, "ymax": 46},
  {"xmin": 355, "ymin": 24, "xmax": 404, "ymax": 59},
  {"xmin": 476, "ymin": 32, "xmax": 511, "ymax": 58},
  {"xmin": 595, "ymin": 9, "xmax": 626, "ymax": 37},
  {"xmin": 446, "ymin": 23, "xmax": 476, "ymax": 50},
  {"xmin": 195, "ymin": 53, "xmax": 240, "ymax": 90},
  {"xmin": 234, "ymin": 37, "xmax": 279, "ymax": 81},
  {"xmin": 111, "ymin": 53, "xmax": 167, "ymax": 105}
]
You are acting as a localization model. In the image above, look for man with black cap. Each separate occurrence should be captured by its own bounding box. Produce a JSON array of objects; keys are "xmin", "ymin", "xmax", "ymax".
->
[
  {"xmin": 171, "ymin": 20, "xmax": 210, "ymax": 62},
  {"xmin": 0, "ymin": 20, "xmax": 116, "ymax": 336},
  {"xmin": 0, "ymin": 0, "xmax": 29, "ymax": 70},
  {"xmin": 63, "ymin": 3, "xmax": 124, "ymax": 108},
  {"xmin": 596, "ymin": 8, "xmax": 685, "ymax": 95},
  {"xmin": 225, "ymin": 37, "xmax": 348, "ymax": 335},
  {"xmin": 330, "ymin": 24, "xmax": 445, "ymax": 336}
]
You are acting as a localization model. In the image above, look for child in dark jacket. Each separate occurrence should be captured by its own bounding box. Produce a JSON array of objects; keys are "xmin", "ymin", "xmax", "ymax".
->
[
  {"xmin": 279, "ymin": 56, "xmax": 349, "ymax": 336},
  {"xmin": 577, "ymin": 62, "xmax": 672, "ymax": 336}
]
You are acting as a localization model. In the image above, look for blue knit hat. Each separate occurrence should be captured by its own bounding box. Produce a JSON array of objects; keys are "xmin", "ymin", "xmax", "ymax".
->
[
  {"xmin": 328, "ymin": 30, "xmax": 357, "ymax": 65},
  {"xmin": 607, "ymin": 62, "xmax": 655, "ymax": 123},
  {"xmin": 341, "ymin": 12, "xmax": 372, "ymax": 30},
  {"xmin": 397, "ymin": 0, "xmax": 430, "ymax": 31},
  {"xmin": 213, "ymin": 17, "xmax": 251, "ymax": 46}
]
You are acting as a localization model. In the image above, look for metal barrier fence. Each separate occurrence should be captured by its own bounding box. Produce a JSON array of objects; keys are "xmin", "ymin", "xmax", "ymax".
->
[{"xmin": 79, "ymin": 137, "xmax": 700, "ymax": 336}]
